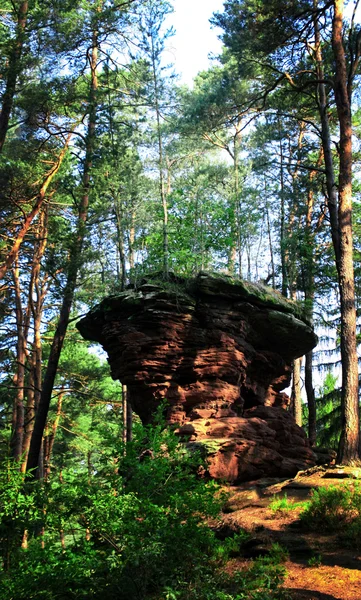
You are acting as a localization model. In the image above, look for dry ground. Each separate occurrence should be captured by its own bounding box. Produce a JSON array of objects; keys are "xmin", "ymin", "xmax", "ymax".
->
[{"xmin": 220, "ymin": 467, "xmax": 361, "ymax": 600}]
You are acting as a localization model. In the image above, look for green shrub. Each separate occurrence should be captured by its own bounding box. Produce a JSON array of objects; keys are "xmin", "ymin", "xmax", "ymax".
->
[
  {"xmin": 300, "ymin": 483, "xmax": 361, "ymax": 549},
  {"xmin": 269, "ymin": 493, "xmax": 304, "ymax": 515},
  {"xmin": 0, "ymin": 421, "xmax": 287, "ymax": 600},
  {"xmin": 307, "ymin": 554, "xmax": 322, "ymax": 567},
  {"xmin": 300, "ymin": 484, "xmax": 356, "ymax": 529}
]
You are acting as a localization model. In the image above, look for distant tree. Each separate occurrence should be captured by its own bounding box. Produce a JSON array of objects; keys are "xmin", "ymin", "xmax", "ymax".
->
[
  {"xmin": 180, "ymin": 62, "xmax": 254, "ymax": 276},
  {"xmin": 134, "ymin": 0, "xmax": 175, "ymax": 277}
]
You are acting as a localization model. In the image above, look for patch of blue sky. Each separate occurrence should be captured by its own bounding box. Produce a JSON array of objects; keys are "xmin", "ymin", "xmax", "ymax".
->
[{"xmin": 166, "ymin": 0, "xmax": 224, "ymax": 87}]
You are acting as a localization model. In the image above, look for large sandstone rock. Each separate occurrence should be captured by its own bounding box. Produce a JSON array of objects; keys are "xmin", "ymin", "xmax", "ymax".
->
[{"xmin": 77, "ymin": 272, "xmax": 318, "ymax": 482}]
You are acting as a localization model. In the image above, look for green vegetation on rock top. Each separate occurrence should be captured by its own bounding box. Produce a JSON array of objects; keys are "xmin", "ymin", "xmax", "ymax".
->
[{"xmin": 91, "ymin": 271, "xmax": 305, "ymax": 321}]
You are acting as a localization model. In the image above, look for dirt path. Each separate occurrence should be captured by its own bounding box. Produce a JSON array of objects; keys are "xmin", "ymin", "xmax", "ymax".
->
[{"xmin": 220, "ymin": 468, "xmax": 361, "ymax": 600}]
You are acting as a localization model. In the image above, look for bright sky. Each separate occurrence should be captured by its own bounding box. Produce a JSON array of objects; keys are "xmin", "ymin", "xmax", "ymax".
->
[{"xmin": 167, "ymin": 0, "xmax": 225, "ymax": 86}]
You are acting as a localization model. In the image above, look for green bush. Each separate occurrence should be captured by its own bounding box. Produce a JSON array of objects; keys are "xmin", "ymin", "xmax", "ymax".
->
[
  {"xmin": 0, "ymin": 421, "xmax": 287, "ymax": 600},
  {"xmin": 300, "ymin": 484, "xmax": 356, "ymax": 529},
  {"xmin": 300, "ymin": 483, "xmax": 361, "ymax": 548}
]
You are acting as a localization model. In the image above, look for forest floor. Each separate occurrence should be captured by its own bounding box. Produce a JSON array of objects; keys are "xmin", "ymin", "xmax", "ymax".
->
[{"xmin": 220, "ymin": 467, "xmax": 361, "ymax": 600}]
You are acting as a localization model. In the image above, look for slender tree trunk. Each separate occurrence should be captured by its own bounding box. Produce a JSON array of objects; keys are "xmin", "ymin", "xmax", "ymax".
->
[
  {"xmin": 122, "ymin": 384, "xmax": 127, "ymax": 446},
  {"xmin": 126, "ymin": 399, "xmax": 133, "ymax": 443},
  {"xmin": 11, "ymin": 264, "xmax": 26, "ymax": 460},
  {"xmin": 286, "ymin": 125, "xmax": 305, "ymax": 428},
  {"xmin": 278, "ymin": 127, "xmax": 288, "ymax": 296},
  {"xmin": 44, "ymin": 392, "xmax": 64, "ymax": 480},
  {"xmin": 304, "ymin": 205, "xmax": 316, "ymax": 445},
  {"xmin": 150, "ymin": 36, "xmax": 169, "ymax": 277},
  {"xmin": 129, "ymin": 208, "xmax": 135, "ymax": 271},
  {"xmin": 291, "ymin": 358, "xmax": 303, "ymax": 427},
  {"xmin": 21, "ymin": 209, "xmax": 48, "ymax": 472},
  {"xmin": 0, "ymin": 1, "xmax": 28, "ymax": 153},
  {"xmin": 312, "ymin": 2, "xmax": 359, "ymax": 461},
  {"xmin": 303, "ymin": 160, "xmax": 320, "ymax": 447},
  {"xmin": 122, "ymin": 384, "xmax": 132, "ymax": 444},
  {"xmin": 305, "ymin": 351, "xmax": 316, "ymax": 445},
  {"xmin": 26, "ymin": 31, "xmax": 99, "ymax": 476},
  {"xmin": 227, "ymin": 126, "xmax": 241, "ymax": 276},
  {"xmin": 332, "ymin": 0, "xmax": 360, "ymax": 463},
  {"xmin": 114, "ymin": 198, "xmax": 127, "ymax": 290},
  {"xmin": 264, "ymin": 178, "xmax": 276, "ymax": 289},
  {"xmin": 290, "ymin": 284, "xmax": 303, "ymax": 428},
  {"xmin": 234, "ymin": 123, "xmax": 242, "ymax": 277}
]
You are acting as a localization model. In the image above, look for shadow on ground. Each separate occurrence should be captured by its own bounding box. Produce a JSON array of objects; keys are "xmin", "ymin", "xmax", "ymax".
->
[
  {"xmin": 284, "ymin": 589, "xmax": 343, "ymax": 600},
  {"xmin": 222, "ymin": 471, "xmax": 361, "ymax": 599}
]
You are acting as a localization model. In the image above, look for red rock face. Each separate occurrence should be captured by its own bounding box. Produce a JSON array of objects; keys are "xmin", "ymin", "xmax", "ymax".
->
[{"xmin": 77, "ymin": 273, "xmax": 318, "ymax": 482}]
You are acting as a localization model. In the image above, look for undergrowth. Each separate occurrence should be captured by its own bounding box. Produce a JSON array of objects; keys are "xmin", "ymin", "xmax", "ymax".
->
[
  {"xmin": 269, "ymin": 494, "xmax": 305, "ymax": 515},
  {"xmin": 300, "ymin": 483, "xmax": 361, "ymax": 548},
  {"xmin": 0, "ymin": 417, "xmax": 287, "ymax": 600}
]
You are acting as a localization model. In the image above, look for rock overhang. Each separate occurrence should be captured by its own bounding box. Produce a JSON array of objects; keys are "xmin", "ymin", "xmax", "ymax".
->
[{"xmin": 78, "ymin": 271, "xmax": 317, "ymax": 361}]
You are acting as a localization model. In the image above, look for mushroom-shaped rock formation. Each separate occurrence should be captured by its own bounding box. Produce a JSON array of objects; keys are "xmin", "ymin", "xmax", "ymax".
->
[{"xmin": 77, "ymin": 272, "xmax": 318, "ymax": 482}]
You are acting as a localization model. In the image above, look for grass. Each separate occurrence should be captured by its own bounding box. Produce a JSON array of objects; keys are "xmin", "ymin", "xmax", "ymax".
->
[
  {"xmin": 307, "ymin": 554, "xmax": 322, "ymax": 567},
  {"xmin": 299, "ymin": 482, "xmax": 361, "ymax": 549},
  {"xmin": 269, "ymin": 494, "xmax": 306, "ymax": 515}
]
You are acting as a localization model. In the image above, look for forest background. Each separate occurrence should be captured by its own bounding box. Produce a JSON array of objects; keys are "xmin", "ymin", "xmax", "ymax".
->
[{"xmin": 0, "ymin": 0, "xmax": 361, "ymax": 598}]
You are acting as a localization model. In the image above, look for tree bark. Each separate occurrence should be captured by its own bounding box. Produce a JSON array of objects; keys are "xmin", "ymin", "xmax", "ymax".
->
[
  {"xmin": 291, "ymin": 357, "xmax": 303, "ymax": 427},
  {"xmin": 234, "ymin": 122, "xmax": 242, "ymax": 277},
  {"xmin": 129, "ymin": 209, "xmax": 135, "ymax": 271},
  {"xmin": 278, "ymin": 126, "xmax": 288, "ymax": 297},
  {"xmin": 43, "ymin": 391, "xmax": 64, "ymax": 480},
  {"xmin": 20, "ymin": 209, "xmax": 48, "ymax": 472},
  {"xmin": 150, "ymin": 34, "xmax": 169, "ymax": 277},
  {"xmin": 264, "ymin": 178, "xmax": 275, "ymax": 288},
  {"xmin": 122, "ymin": 384, "xmax": 132, "ymax": 444},
  {"xmin": 304, "ymin": 166, "xmax": 318, "ymax": 447},
  {"xmin": 114, "ymin": 197, "xmax": 127, "ymax": 290},
  {"xmin": 11, "ymin": 263, "xmax": 26, "ymax": 460},
  {"xmin": 305, "ymin": 350, "xmax": 316, "ymax": 446},
  {"xmin": 332, "ymin": 0, "xmax": 360, "ymax": 463}
]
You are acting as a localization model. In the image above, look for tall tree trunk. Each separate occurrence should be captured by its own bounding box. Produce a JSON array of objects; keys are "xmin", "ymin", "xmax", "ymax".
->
[
  {"xmin": 278, "ymin": 127, "xmax": 288, "ymax": 297},
  {"xmin": 122, "ymin": 384, "xmax": 132, "ymax": 444},
  {"xmin": 332, "ymin": 0, "xmax": 360, "ymax": 463},
  {"xmin": 305, "ymin": 351, "xmax": 316, "ymax": 445},
  {"xmin": 150, "ymin": 35, "xmax": 169, "ymax": 277},
  {"xmin": 290, "ymin": 284, "xmax": 303, "ymax": 427},
  {"xmin": 0, "ymin": 1, "xmax": 28, "ymax": 153},
  {"xmin": 11, "ymin": 263, "xmax": 26, "ymax": 460},
  {"xmin": 264, "ymin": 178, "xmax": 275, "ymax": 288},
  {"xmin": 20, "ymin": 210, "xmax": 48, "ymax": 472},
  {"xmin": 234, "ymin": 122, "xmax": 242, "ymax": 277},
  {"xmin": 287, "ymin": 125, "xmax": 305, "ymax": 428},
  {"xmin": 303, "ymin": 158, "xmax": 321, "ymax": 447},
  {"xmin": 114, "ymin": 197, "xmax": 127, "ymax": 291},
  {"xmin": 129, "ymin": 209, "xmax": 135, "ymax": 271},
  {"xmin": 26, "ymin": 31, "xmax": 99, "ymax": 477},
  {"xmin": 304, "ymin": 198, "xmax": 316, "ymax": 446},
  {"xmin": 291, "ymin": 358, "xmax": 303, "ymax": 427},
  {"xmin": 43, "ymin": 391, "xmax": 64, "ymax": 480}
]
